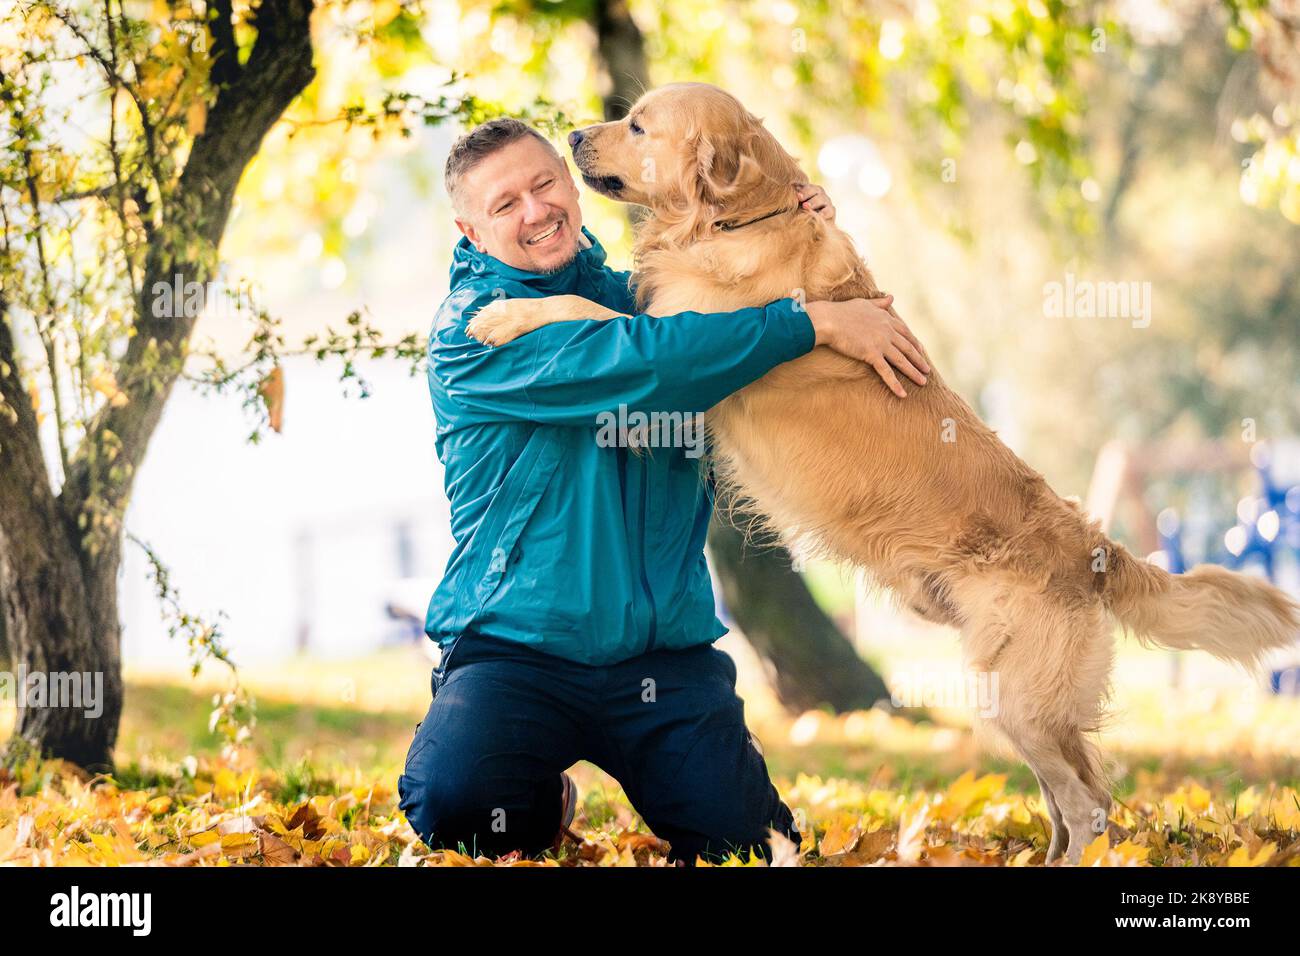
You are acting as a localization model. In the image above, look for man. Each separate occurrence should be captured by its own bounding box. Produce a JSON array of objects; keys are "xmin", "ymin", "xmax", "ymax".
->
[{"xmin": 398, "ymin": 118, "xmax": 930, "ymax": 865}]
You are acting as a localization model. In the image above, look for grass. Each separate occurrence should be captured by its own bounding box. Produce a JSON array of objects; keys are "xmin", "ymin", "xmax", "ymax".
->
[{"xmin": 2, "ymin": 603, "xmax": 1299, "ymax": 865}]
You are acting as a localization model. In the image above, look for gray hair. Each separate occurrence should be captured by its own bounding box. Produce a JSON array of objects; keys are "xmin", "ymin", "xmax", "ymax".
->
[{"xmin": 445, "ymin": 118, "xmax": 564, "ymax": 216}]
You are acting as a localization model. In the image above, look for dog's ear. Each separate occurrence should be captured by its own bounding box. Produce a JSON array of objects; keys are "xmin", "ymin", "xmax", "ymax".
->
[
  {"xmin": 692, "ymin": 110, "xmax": 801, "ymax": 213},
  {"xmin": 653, "ymin": 124, "xmax": 740, "ymax": 241},
  {"xmin": 693, "ymin": 128, "xmax": 745, "ymax": 207},
  {"xmin": 658, "ymin": 96, "xmax": 804, "ymax": 244}
]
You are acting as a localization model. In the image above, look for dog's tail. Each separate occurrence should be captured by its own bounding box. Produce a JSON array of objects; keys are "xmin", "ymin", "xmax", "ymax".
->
[{"xmin": 1102, "ymin": 544, "xmax": 1300, "ymax": 671}]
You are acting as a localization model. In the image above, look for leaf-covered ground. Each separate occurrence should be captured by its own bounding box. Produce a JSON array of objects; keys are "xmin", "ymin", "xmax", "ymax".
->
[{"xmin": 2, "ymin": 641, "xmax": 1299, "ymax": 866}]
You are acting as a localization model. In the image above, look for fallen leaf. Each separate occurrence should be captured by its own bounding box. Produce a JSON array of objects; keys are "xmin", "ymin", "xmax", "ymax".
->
[{"xmin": 258, "ymin": 366, "xmax": 285, "ymax": 433}]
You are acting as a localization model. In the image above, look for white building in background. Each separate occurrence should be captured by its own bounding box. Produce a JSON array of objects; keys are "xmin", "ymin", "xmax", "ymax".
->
[{"xmin": 119, "ymin": 356, "xmax": 455, "ymax": 667}]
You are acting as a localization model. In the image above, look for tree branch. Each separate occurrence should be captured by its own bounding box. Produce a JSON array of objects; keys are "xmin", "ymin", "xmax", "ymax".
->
[
  {"xmin": 59, "ymin": 0, "xmax": 318, "ymax": 549},
  {"xmin": 21, "ymin": 153, "xmax": 72, "ymax": 481},
  {"xmin": 0, "ymin": 299, "xmax": 58, "ymax": 549}
]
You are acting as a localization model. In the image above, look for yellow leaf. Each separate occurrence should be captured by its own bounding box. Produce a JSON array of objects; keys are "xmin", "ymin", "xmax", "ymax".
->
[
  {"xmin": 212, "ymin": 769, "xmax": 255, "ymax": 800},
  {"xmin": 818, "ymin": 819, "xmax": 858, "ymax": 856},
  {"xmin": 1227, "ymin": 842, "xmax": 1276, "ymax": 867},
  {"xmin": 187, "ymin": 99, "xmax": 207, "ymax": 136},
  {"xmin": 309, "ymin": 795, "xmax": 333, "ymax": 817},
  {"xmin": 1281, "ymin": 184, "xmax": 1300, "ymax": 226},
  {"xmin": 1009, "ymin": 846, "xmax": 1036, "ymax": 867},
  {"xmin": 439, "ymin": 849, "xmax": 478, "ymax": 867},
  {"xmin": 1109, "ymin": 840, "xmax": 1151, "ymax": 866},
  {"xmin": 1194, "ymin": 814, "xmax": 1235, "ymax": 841},
  {"xmin": 1184, "ymin": 783, "xmax": 1212, "ymax": 812},
  {"xmin": 933, "ymin": 770, "xmax": 1007, "ymax": 821},
  {"xmin": 372, "ymin": 0, "xmax": 401, "ymax": 27},
  {"xmin": 89, "ymin": 368, "xmax": 129, "ymax": 408},
  {"xmin": 1233, "ymin": 787, "xmax": 1260, "ymax": 819},
  {"xmin": 316, "ymin": 837, "xmax": 345, "ymax": 859},
  {"xmin": 1268, "ymin": 789, "xmax": 1300, "ymax": 830},
  {"xmin": 1079, "ymin": 833, "xmax": 1111, "ymax": 867}
]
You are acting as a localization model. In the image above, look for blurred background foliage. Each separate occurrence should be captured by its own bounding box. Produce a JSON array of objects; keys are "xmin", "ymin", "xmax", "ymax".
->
[
  {"xmin": 6, "ymin": 0, "xmax": 1296, "ymax": 531},
  {"xmin": 231, "ymin": 0, "xmax": 1300, "ymax": 542}
]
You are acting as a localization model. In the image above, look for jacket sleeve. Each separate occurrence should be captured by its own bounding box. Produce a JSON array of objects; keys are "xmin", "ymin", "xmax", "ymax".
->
[
  {"xmin": 601, "ymin": 267, "xmax": 639, "ymax": 315},
  {"xmin": 430, "ymin": 284, "xmax": 816, "ymax": 426}
]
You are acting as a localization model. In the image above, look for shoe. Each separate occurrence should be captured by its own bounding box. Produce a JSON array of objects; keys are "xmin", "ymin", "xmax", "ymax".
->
[
  {"xmin": 552, "ymin": 772, "xmax": 580, "ymax": 850},
  {"xmin": 559, "ymin": 771, "xmax": 578, "ymax": 830}
]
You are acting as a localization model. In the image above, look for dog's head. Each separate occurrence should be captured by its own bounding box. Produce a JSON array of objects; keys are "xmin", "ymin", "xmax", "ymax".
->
[{"xmin": 568, "ymin": 83, "xmax": 807, "ymax": 239}]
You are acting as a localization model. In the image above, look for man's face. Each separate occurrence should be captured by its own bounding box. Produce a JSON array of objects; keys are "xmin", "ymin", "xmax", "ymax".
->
[{"xmin": 454, "ymin": 136, "xmax": 584, "ymax": 274}]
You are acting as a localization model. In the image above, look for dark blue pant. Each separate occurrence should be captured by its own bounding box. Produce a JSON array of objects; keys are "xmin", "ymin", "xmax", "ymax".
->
[{"xmin": 397, "ymin": 633, "xmax": 801, "ymax": 865}]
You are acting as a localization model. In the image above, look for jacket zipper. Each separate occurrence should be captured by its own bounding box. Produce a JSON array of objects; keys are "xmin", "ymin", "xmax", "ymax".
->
[{"xmin": 638, "ymin": 458, "xmax": 658, "ymax": 655}]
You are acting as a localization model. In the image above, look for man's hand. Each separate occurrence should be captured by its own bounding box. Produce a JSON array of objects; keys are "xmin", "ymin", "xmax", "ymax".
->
[
  {"xmin": 794, "ymin": 183, "xmax": 835, "ymax": 222},
  {"xmin": 806, "ymin": 296, "xmax": 931, "ymax": 398}
]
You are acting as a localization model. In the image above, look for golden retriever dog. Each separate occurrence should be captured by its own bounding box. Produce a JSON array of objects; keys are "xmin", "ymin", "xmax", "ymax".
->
[{"xmin": 466, "ymin": 82, "xmax": 1300, "ymax": 864}]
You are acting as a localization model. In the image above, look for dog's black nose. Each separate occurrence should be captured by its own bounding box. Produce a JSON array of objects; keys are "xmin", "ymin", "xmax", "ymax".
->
[{"xmin": 568, "ymin": 129, "xmax": 584, "ymax": 149}]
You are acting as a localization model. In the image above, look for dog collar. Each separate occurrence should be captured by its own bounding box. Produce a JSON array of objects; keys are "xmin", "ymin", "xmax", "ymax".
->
[{"xmin": 718, "ymin": 205, "xmax": 800, "ymax": 232}]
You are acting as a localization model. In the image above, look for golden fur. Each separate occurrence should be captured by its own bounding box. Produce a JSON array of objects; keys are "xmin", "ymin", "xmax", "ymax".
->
[{"xmin": 467, "ymin": 83, "xmax": 1300, "ymax": 864}]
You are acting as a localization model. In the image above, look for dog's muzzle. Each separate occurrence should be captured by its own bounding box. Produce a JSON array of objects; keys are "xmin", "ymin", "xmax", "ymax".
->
[{"xmin": 569, "ymin": 129, "xmax": 625, "ymax": 196}]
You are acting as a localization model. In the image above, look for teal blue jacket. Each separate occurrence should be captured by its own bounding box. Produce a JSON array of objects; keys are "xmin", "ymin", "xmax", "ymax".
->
[{"xmin": 425, "ymin": 226, "xmax": 815, "ymax": 665}]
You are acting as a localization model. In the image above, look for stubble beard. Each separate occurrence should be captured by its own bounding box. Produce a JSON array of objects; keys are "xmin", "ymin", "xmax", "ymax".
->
[{"xmin": 535, "ymin": 243, "xmax": 580, "ymax": 274}]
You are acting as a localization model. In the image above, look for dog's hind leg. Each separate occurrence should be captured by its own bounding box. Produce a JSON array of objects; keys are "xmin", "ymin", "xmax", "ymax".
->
[
  {"xmin": 1058, "ymin": 724, "xmax": 1114, "ymax": 843},
  {"xmin": 958, "ymin": 590, "xmax": 1115, "ymax": 864},
  {"xmin": 1030, "ymin": 767, "xmax": 1067, "ymax": 863},
  {"xmin": 1007, "ymin": 730, "xmax": 1107, "ymax": 864}
]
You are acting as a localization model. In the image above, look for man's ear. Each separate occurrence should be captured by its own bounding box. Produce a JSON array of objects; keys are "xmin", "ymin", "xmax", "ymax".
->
[{"xmin": 455, "ymin": 217, "xmax": 485, "ymax": 253}]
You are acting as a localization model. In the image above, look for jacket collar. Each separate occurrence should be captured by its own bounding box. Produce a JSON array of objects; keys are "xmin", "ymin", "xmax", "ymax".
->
[{"xmin": 449, "ymin": 225, "xmax": 608, "ymax": 295}]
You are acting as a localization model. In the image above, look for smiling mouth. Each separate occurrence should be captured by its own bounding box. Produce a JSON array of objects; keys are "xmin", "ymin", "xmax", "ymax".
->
[
  {"xmin": 581, "ymin": 172, "xmax": 625, "ymax": 196},
  {"xmin": 526, "ymin": 220, "xmax": 563, "ymax": 246}
]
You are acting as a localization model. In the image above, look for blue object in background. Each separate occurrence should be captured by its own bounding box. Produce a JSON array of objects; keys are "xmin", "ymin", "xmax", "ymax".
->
[
  {"xmin": 1156, "ymin": 507, "xmax": 1186, "ymax": 574},
  {"xmin": 1269, "ymin": 666, "xmax": 1300, "ymax": 696},
  {"xmin": 1155, "ymin": 445, "xmax": 1300, "ymax": 695}
]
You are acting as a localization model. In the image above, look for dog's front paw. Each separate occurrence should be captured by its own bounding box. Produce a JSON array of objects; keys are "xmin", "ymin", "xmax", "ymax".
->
[{"xmin": 466, "ymin": 298, "xmax": 538, "ymax": 347}]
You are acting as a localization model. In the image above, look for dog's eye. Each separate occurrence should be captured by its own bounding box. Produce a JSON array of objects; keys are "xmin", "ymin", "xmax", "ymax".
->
[{"xmin": 629, "ymin": 118, "xmax": 644, "ymax": 136}]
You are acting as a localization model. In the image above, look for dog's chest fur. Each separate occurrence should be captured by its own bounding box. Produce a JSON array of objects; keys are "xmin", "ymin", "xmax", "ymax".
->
[
  {"xmin": 637, "ymin": 216, "xmax": 878, "ymax": 318},
  {"xmin": 633, "ymin": 218, "xmax": 927, "ymax": 558}
]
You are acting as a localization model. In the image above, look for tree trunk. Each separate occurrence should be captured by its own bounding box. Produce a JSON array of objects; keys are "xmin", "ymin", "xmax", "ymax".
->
[
  {"xmin": 0, "ymin": 0, "xmax": 317, "ymax": 770},
  {"xmin": 589, "ymin": 0, "xmax": 889, "ymax": 713},
  {"xmin": 708, "ymin": 517, "xmax": 891, "ymax": 712},
  {"xmin": 0, "ymin": 587, "xmax": 9, "ymax": 669},
  {"xmin": 0, "ymin": 313, "xmax": 124, "ymax": 770},
  {"xmin": 0, "ymin": 539, "xmax": 124, "ymax": 773},
  {"xmin": 594, "ymin": 0, "xmax": 649, "ymax": 122}
]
